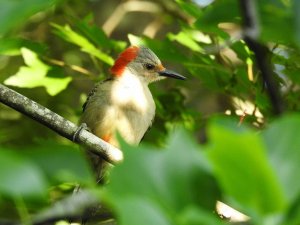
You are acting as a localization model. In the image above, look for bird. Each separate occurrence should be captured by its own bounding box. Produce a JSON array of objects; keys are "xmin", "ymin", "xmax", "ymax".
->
[{"xmin": 80, "ymin": 45, "xmax": 186, "ymax": 182}]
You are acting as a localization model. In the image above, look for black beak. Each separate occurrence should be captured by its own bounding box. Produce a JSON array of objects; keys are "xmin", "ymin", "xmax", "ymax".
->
[{"xmin": 158, "ymin": 69, "xmax": 186, "ymax": 80}]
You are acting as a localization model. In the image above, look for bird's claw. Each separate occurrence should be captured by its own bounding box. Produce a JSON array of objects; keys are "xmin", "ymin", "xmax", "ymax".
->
[{"xmin": 73, "ymin": 123, "xmax": 90, "ymax": 142}]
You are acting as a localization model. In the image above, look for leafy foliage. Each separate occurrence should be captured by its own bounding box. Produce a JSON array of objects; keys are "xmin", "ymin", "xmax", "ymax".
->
[
  {"xmin": 0, "ymin": 0, "xmax": 59, "ymax": 35},
  {"xmin": 207, "ymin": 121, "xmax": 286, "ymax": 217},
  {"xmin": 106, "ymin": 130, "xmax": 221, "ymax": 225},
  {"xmin": 52, "ymin": 23, "xmax": 114, "ymax": 65},
  {"xmin": 4, "ymin": 48, "xmax": 72, "ymax": 95},
  {"xmin": 1, "ymin": 0, "xmax": 300, "ymax": 224}
]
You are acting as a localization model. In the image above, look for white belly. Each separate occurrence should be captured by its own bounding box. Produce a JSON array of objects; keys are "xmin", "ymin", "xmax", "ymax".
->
[
  {"xmin": 111, "ymin": 73, "xmax": 155, "ymax": 144},
  {"xmin": 81, "ymin": 71, "xmax": 156, "ymax": 146}
]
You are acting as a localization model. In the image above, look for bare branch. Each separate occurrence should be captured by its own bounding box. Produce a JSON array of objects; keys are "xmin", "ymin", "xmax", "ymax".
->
[
  {"xmin": 143, "ymin": 17, "xmax": 163, "ymax": 38},
  {"xmin": 0, "ymin": 84, "xmax": 123, "ymax": 164},
  {"xmin": 102, "ymin": 1, "xmax": 162, "ymax": 36},
  {"xmin": 239, "ymin": 0, "xmax": 284, "ymax": 115},
  {"xmin": 102, "ymin": 0, "xmax": 193, "ymax": 37}
]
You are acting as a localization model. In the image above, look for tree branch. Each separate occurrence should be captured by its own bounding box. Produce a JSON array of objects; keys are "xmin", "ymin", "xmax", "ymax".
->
[
  {"xmin": 0, "ymin": 84, "xmax": 123, "ymax": 164},
  {"xmin": 240, "ymin": 0, "xmax": 284, "ymax": 115}
]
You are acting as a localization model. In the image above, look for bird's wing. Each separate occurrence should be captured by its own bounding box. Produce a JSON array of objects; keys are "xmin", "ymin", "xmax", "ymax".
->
[{"xmin": 82, "ymin": 78, "xmax": 113, "ymax": 112}]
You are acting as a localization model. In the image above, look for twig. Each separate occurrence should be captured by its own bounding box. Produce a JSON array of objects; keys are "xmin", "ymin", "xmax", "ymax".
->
[
  {"xmin": 239, "ymin": 0, "xmax": 284, "ymax": 115},
  {"xmin": 0, "ymin": 84, "xmax": 123, "ymax": 164},
  {"xmin": 43, "ymin": 57, "xmax": 94, "ymax": 76}
]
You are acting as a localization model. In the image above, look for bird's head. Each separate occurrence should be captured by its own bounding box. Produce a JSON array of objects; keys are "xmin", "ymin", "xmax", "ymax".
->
[{"xmin": 110, "ymin": 46, "xmax": 186, "ymax": 83}]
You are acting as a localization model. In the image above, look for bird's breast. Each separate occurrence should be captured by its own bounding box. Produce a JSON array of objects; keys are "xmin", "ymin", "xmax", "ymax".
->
[
  {"xmin": 111, "ymin": 77, "xmax": 154, "ymax": 113},
  {"xmin": 111, "ymin": 79, "xmax": 155, "ymax": 144}
]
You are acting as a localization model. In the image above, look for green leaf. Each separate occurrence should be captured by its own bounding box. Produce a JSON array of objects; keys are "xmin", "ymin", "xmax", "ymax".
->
[
  {"xmin": 175, "ymin": 0, "xmax": 202, "ymax": 18},
  {"xmin": 200, "ymin": 0, "xmax": 240, "ymax": 25},
  {"xmin": 106, "ymin": 129, "xmax": 221, "ymax": 225},
  {"xmin": 76, "ymin": 16, "xmax": 112, "ymax": 48},
  {"xmin": 292, "ymin": 0, "xmax": 300, "ymax": 47},
  {"xmin": 0, "ymin": 0, "xmax": 59, "ymax": 35},
  {"xmin": 175, "ymin": 0, "xmax": 201, "ymax": 18},
  {"xmin": 168, "ymin": 31, "xmax": 203, "ymax": 53},
  {"xmin": 0, "ymin": 148, "xmax": 48, "ymax": 201},
  {"xmin": 75, "ymin": 15, "xmax": 126, "ymax": 52},
  {"xmin": 206, "ymin": 118, "xmax": 286, "ymax": 216},
  {"xmin": 24, "ymin": 142, "xmax": 94, "ymax": 185},
  {"xmin": 52, "ymin": 23, "xmax": 114, "ymax": 65},
  {"xmin": 194, "ymin": 0, "xmax": 240, "ymax": 37},
  {"xmin": 185, "ymin": 60, "xmax": 231, "ymax": 90},
  {"xmin": 4, "ymin": 48, "xmax": 72, "ymax": 96},
  {"xmin": 263, "ymin": 114, "xmax": 300, "ymax": 203},
  {"xmin": 128, "ymin": 34, "xmax": 187, "ymax": 62},
  {"xmin": 113, "ymin": 198, "xmax": 172, "ymax": 225},
  {"xmin": 0, "ymin": 38, "xmax": 47, "ymax": 56},
  {"xmin": 177, "ymin": 206, "xmax": 225, "ymax": 225},
  {"xmin": 230, "ymin": 41, "xmax": 251, "ymax": 62},
  {"xmin": 258, "ymin": 0, "xmax": 294, "ymax": 44}
]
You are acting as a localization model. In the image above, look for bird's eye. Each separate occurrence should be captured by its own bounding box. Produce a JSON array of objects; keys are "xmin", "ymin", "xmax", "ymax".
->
[{"xmin": 145, "ymin": 63, "xmax": 155, "ymax": 70}]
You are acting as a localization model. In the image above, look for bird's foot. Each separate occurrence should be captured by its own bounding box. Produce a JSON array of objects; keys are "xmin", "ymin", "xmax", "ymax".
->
[{"xmin": 73, "ymin": 123, "xmax": 90, "ymax": 142}]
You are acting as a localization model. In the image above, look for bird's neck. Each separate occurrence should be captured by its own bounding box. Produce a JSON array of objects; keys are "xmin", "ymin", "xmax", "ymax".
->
[
  {"xmin": 111, "ymin": 68, "xmax": 154, "ymax": 111},
  {"xmin": 116, "ymin": 68, "xmax": 148, "ymax": 87}
]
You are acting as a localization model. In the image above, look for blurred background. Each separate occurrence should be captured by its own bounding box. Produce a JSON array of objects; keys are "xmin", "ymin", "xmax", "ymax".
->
[
  {"xmin": 1, "ymin": 0, "xmax": 300, "ymax": 224},
  {"xmin": 0, "ymin": 0, "xmax": 247, "ymax": 148}
]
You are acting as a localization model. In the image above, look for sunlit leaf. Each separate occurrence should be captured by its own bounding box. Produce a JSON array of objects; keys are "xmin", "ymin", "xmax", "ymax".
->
[
  {"xmin": 4, "ymin": 48, "xmax": 72, "ymax": 96},
  {"xmin": 52, "ymin": 23, "xmax": 114, "ymax": 65},
  {"xmin": 128, "ymin": 34, "xmax": 143, "ymax": 46},
  {"xmin": 168, "ymin": 31, "xmax": 203, "ymax": 53},
  {"xmin": 75, "ymin": 15, "xmax": 126, "ymax": 52}
]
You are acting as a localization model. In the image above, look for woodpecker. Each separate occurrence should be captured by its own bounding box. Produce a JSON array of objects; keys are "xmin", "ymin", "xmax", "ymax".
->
[{"xmin": 80, "ymin": 46, "xmax": 185, "ymax": 181}]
